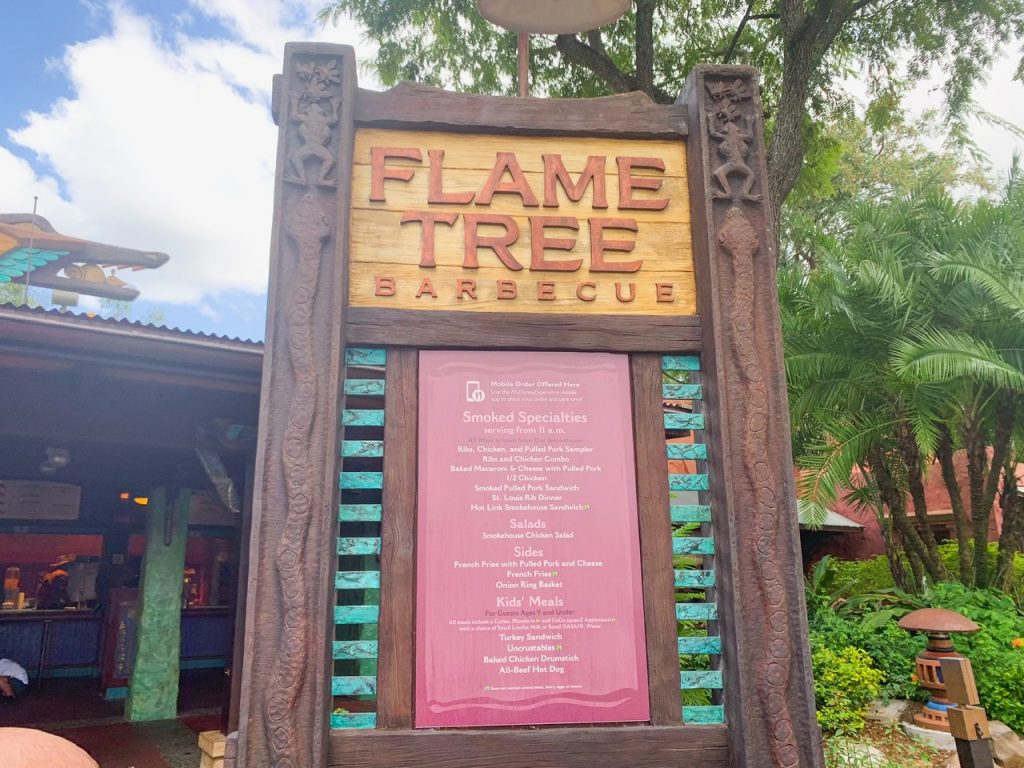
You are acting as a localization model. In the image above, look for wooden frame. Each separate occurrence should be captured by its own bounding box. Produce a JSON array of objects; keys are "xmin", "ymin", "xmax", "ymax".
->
[{"xmin": 233, "ymin": 43, "xmax": 822, "ymax": 768}]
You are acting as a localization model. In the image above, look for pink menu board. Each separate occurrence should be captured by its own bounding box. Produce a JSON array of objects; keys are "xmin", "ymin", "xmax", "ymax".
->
[{"xmin": 415, "ymin": 351, "xmax": 649, "ymax": 727}]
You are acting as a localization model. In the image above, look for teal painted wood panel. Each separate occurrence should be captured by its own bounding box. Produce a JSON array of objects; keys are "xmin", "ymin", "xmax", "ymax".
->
[
  {"xmin": 342, "ymin": 409, "xmax": 385, "ymax": 427},
  {"xmin": 337, "ymin": 537, "xmax": 381, "ymax": 555},
  {"xmin": 669, "ymin": 474, "xmax": 709, "ymax": 492},
  {"xmin": 666, "ymin": 443, "xmax": 708, "ymax": 461},
  {"xmin": 674, "ymin": 569, "xmax": 716, "ymax": 588},
  {"xmin": 344, "ymin": 379, "xmax": 385, "ymax": 396},
  {"xmin": 678, "ymin": 636, "xmax": 722, "ymax": 655},
  {"xmin": 335, "ymin": 570, "xmax": 381, "ymax": 589},
  {"xmin": 662, "ymin": 355, "xmax": 701, "ymax": 371},
  {"xmin": 334, "ymin": 605, "xmax": 379, "ymax": 625},
  {"xmin": 671, "ymin": 504, "xmax": 711, "ymax": 523},
  {"xmin": 665, "ymin": 412, "xmax": 705, "ymax": 430},
  {"xmin": 663, "ymin": 383, "xmax": 703, "ymax": 400},
  {"xmin": 682, "ymin": 705, "xmax": 725, "ymax": 724},
  {"xmin": 342, "ymin": 440, "xmax": 384, "ymax": 458},
  {"xmin": 333, "ymin": 640, "xmax": 379, "ymax": 660},
  {"xmin": 330, "ymin": 712, "xmax": 377, "ymax": 729},
  {"xmin": 339, "ymin": 472, "xmax": 383, "ymax": 489},
  {"xmin": 331, "ymin": 675, "xmax": 377, "ymax": 696},
  {"xmin": 345, "ymin": 348, "xmax": 386, "ymax": 366},
  {"xmin": 672, "ymin": 537, "xmax": 714, "ymax": 556},
  {"xmin": 339, "ymin": 504, "xmax": 382, "ymax": 522},
  {"xmin": 679, "ymin": 670, "xmax": 723, "ymax": 689},
  {"xmin": 676, "ymin": 602, "xmax": 718, "ymax": 621}
]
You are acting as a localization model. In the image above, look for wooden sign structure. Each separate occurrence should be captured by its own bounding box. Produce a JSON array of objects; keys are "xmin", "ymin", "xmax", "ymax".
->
[{"xmin": 233, "ymin": 43, "xmax": 822, "ymax": 768}]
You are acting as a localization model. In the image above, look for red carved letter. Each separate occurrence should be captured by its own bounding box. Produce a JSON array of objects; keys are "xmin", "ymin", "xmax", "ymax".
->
[
  {"xmin": 496, "ymin": 280, "xmax": 518, "ymax": 300},
  {"xmin": 543, "ymin": 154, "xmax": 607, "ymax": 208},
  {"xmin": 463, "ymin": 214, "xmax": 523, "ymax": 271},
  {"xmin": 370, "ymin": 147, "xmax": 422, "ymax": 202},
  {"xmin": 616, "ymin": 156, "xmax": 668, "ymax": 210},
  {"xmin": 401, "ymin": 211, "xmax": 458, "ymax": 267},
  {"xmin": 615, "ymin": 282, "xmax": 636, "ymax": 302},
  {"xmin": 537, "ymin": 282, "xmax": 556, "ymax": 301},
  {"xmin": 456, "ymin": 279, "xmax": 477, "ymax": 299},
  {"xmin": 576, "ymin": 282, "xmax": 597, "ymax": 302},
  {"xmin": 477, "ymin": 152, "xmax": 539, "ymax": 207},
  {"xmin": 374, "ymin": 276, "xmax": 396, "ymax": 296},
  {"xmin": 590, "ymin": 218, "xmax": 640, "ymax": 273},
  {"xmin": 656, "ymin": 282, "xmax": 675, "ymax": 302},
  {"xmin": 529, "ymin": 216, "xmax": 581, "ymax": 272},
  {"xmin": 428, "ymin": 149, "xmax": 474, "ymax": 204},
  {"xmin": 415, "ymin": 278, "xmax": 438, "ymax": 298}
]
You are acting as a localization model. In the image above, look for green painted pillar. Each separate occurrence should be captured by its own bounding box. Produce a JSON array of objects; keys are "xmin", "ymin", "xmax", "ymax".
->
[{"xmin": 126, "ymin": 487, "xmax": 190, "ymax": 722}]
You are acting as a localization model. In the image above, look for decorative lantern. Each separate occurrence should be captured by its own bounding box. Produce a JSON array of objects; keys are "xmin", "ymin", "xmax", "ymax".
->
[{"xmin": 898, "ymin": 608, "xmax": 980, "ymax": 731}]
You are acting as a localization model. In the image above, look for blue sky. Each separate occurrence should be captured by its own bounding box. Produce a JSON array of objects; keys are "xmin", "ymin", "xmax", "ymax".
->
[{"xmin": 2, "ymin": 3, "xmax": 1022, "ymax": 342}]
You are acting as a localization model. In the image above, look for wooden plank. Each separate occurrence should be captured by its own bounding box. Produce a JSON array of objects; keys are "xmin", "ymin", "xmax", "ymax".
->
[
  {"xmin": 678, "ymin": 636, "xmax": 722, "ymax": 655},
  {"xmin": 339, "ymin": 503, "xmax": 382, "ymax": 522},
  {"xmin": 342, "ymin": 409, "xmax": 385, "ymax": 427},
  {"xmin": 668, "ymin": 473, "xmax": 709, "ymax": 492},
  {"xmin": 333, "ymin": 640, "xmax": 379, "ymax": 660},
  {"xmin": 339, "ymin": 472, "xmax": 384, "ymax": 489},
  {"xmin": 674, "ymin": 570, "xmax": 716, "ymax": 588},
  {"xmin": 337, "ymin": 537, "xmax": 381, "ymax": 555},
  {"xmin": 342, "ymin": 440, "xmax": 384, "ymax": 458},
  {"xmin": 353, "ymin": 84, "xmax": 690, "ymax": 139},
  {"xmin": 682, "ymin": 705, "xmax": 726, "ymax": 725},
  {"xmin": 663, "ymin": 383, "xmax": 702, "ymax": 399},
  {"xmin": 330, "ymin": 712, "xmax": 377, "ymax": 729},
  {"xmin": 662, "ymin": 355, "xmax": 701, "ymax": 371},
  {"xmin": 629, "ymin": 354, "xmax": 682, "ymax": 725},
  {"xmin": 673, "ymin": 537, "xmax": 715, "ymax": 556},
  {"xmin": 335, "ymin": 571, "xmax": 381, "ymax": 589},
  {"xmin": 666, "ymin": 443, "xmax": 707, "ymax": 460},
  {"xmin": 328, "ymin": 726, "xmax": 729, "ymax": 768},
  {"xmin": 377, "ymin": 348, "xmax": 418, "ymax": 729},
  {"xmin": 331, "ymin": 676, "xmax": 377, "ymax": 696},
  {"xmin": 670, "ymin": 504, "xmax": 711, "ymax": 523},
  {"xmin": 676, "ymin": 603, "xmax": 718, "ymax": 621},
  {"xmin": 346, "ymin": 307, "xmax": 702, "ymax": 352},
  {"xmin": 344, "ymin": 379, "xmax": 386, "ymax": 396},
  {"xmin": 664, "ymin": 412, "xmax": 704, "ymax": 430},
  {"xmin": 679, "ymin": 670, "xmax": 724, "ymax": 690},
  {"xmin": 334, "ymin": 605, "xmax": 380, "ymax": 625},
  {"xmin": 345, "ymin": 347, "xmax": 387, "ymax": 366}
]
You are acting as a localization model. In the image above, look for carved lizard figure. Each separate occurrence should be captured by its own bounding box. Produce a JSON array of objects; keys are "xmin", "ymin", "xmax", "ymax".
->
[{"xmin": 708, "ymin": 113, "xmax": 761, "ymax": 202}]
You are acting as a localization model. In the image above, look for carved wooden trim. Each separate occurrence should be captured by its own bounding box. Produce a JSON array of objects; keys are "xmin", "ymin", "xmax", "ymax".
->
[
  {"xmin": 682, "ymin": 65, "xmax": 822, "ymax": 768},
  {"xmin": 237, "ymin": 42, "xmax": 357, "ymax": 768}
]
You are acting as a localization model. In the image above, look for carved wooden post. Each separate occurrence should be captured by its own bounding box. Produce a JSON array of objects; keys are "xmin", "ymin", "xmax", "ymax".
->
[
  {"xmin": 683, "ymin": 65, "xmax": 823, "ymax": 768},
  {"xmin": 236, "ymin": 43, "xmax": 357, "ymax": 768}
]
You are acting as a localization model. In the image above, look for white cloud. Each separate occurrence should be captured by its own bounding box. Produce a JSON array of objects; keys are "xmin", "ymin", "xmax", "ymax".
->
[{"xmin": 5, "ymin": 0, "xmax": 376, "ymax": 307}]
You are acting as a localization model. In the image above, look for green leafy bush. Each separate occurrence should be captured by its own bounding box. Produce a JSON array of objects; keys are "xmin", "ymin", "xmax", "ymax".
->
[{"xmin": 812, "ymin": 645, "xmax": 884, "ymax": 733}]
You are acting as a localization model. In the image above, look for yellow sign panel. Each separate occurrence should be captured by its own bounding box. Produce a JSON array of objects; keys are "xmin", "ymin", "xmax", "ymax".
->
[{"xmin": 348, "ymin": 129, "xmax": 694, "ymax": 314}]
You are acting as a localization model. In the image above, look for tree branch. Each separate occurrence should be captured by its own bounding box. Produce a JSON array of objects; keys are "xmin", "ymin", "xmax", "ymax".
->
[
  {"xmin": 553, "ymin": 33, "xmax": 673, "ymax": 103},
  {"xmin": 723, "ymin": 0, "xmax": 758, "ymax": 64},
  {"xmin": 635, "ymin": 0, "xmax": 656, "ymax": 96}
]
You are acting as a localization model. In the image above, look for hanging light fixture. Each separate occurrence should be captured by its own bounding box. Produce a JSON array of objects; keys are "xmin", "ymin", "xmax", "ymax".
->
[{"xmin": 477, "ymin": 0, "xmax": 630, "ymax": 34}]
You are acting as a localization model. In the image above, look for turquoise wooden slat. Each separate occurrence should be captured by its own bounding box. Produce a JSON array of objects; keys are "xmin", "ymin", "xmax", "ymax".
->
[
  {"xmin": 671, "ymin": 505, "xmax": 711, "ymax": 523},
  {"xmin": 345, "ymin": 348, "xmax": 386, "ymax": 366},
  {"xmin": 662, "ymin": 355, "xmax": 701, "ymax": 371},
  {"xmin": 676, "ymin": 603, "xmax": 718, "ymax": 621},
  {"xmin": 673, "ymin": 537, "xmax": 715, "ymax": 556},
  {"xmin": 679, "ymin": 670, "xmax": 723, "ymax": 689},
  {"xmin": 666, "ymin": 443, "xmax": 708, "ymax": 461},
  {"xmin": 339, "ymin": 504, "xmax": 382, "ymax": 522},
  {"xmin": 678, "ymin": 636, "xmax": 722, "ymax": 655},
  {"xmin": 665, "ymin": 412, "xmax": 705, "ymax": 430},
  {"xmin": 342, "ymin": 440, "xmax": 384, "ymax": 458},
  {"xmin": 330, "ymin": 712, "xmax": 377, "ymax": 729},
  {"xmin": 333, "ymin": 640, "xmax": 379, "ymax": 660},
  {"xmin": 342, "ymin": 409, "xmax": 384, "ymax": 427},
  {"xmin": 674, "ymin": 569, "xmax": 716, "ymax": 588},
  {"xmin": 334, "ymin": 605, "xmax": 379, "ymax": 624},
  {"xmin": 331, "ymin": 676, "xmax": 377, "ymax": 696},
  {"xmin": 344, "ymin": 379, "xmax": 385, "ymax": 396},
  {"xmin": 335, "ymin": 571, "xmax": 381, "ymax": 589},
  {"xmin": 663, "ymin": 383, "xmax": 703, "ymax": 400},
  {"xmin": 669, "ymin": 474, "xmax": 710, "ymax": 492},
  {"xmin": 339, "ymin": 472, "xmax": 383, "ymax": 489},
  {"xmin": 337, "ymin": 537, "xmax": 381, "ymax": 555},
  {"xmin": 682, "ymin": 705, "xmax": 725, "ymax": 724}
]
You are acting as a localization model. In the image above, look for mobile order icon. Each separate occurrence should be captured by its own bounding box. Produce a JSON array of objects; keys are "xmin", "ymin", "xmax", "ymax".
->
[{"xmin": 465, "ymin": 380, "xmax": 486, "ymax": 402}]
